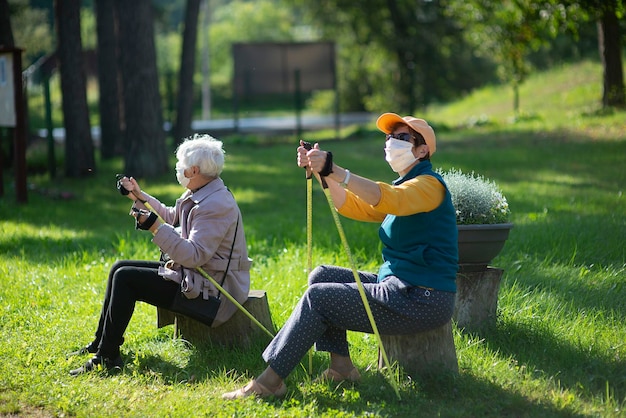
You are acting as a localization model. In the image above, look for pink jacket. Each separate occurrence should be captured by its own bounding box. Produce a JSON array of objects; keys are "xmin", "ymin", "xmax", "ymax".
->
[{"xmin": 137, "ymin": 178, "xmax": 252, "ymax": 327}]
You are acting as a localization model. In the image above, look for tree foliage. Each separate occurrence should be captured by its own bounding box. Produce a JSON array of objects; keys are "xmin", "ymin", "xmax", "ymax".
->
[
  {"xmin": 445, "ymin": 0, "xmax": 568, "ymax": 114},
  {"xmin": 284, "ymin": 0, "xmax": 498, "ymax": 114},
  {"xmin": 208, "ymin": 0, "xmax": 296, "ymax": 91},
  {"xmin": 7, "ymin": 0, "xmax": 53, "ymax": 64},
  {"xmin": 444, "ymin": 0, "xmax": 624, "ymax": 111}
]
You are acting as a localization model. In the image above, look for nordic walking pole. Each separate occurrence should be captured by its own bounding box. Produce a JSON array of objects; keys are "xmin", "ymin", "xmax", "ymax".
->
[{"xmin": 304, "ymin": 144, "xmax": 314, "ymax": 375}]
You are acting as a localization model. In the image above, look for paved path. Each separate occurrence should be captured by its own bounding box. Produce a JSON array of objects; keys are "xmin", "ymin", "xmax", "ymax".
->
[
  {"xmin": 193, "ymin": 112, "xmax": 375, "ymax": 133},
  {"xmin": 40, "ymin": 112, "xmax": 376, "ymax": 142}
]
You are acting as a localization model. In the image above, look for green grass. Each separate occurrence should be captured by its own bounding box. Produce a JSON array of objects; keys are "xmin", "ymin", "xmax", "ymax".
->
[{"xmin": 1, "ymin": 59, "xmax": 625, "ymax": 417}]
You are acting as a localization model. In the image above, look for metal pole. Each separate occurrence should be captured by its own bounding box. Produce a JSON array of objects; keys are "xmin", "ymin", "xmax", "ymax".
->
[
  {"xmin": 13, "ymin": 48, "xmax": 27, "ymax": 203},
  {"xmin": 306, "ymin": 148, "xmax": 313, "ymax": 375},
  {"xmin": 43, "ymin": 75, "xmax": 56, "ymax": 178}
]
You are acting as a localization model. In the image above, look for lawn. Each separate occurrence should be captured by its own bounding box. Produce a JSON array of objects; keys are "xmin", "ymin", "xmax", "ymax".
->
[{"xmin": 0, "ymin": 59, "xmax": 625, "ymax": 417}]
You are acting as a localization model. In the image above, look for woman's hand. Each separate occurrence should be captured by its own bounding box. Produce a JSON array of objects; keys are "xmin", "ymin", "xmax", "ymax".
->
[
  {"xmin": 297, "ymin": 141, "xmax": 310, "ymax": 169},
  {"xmin": 118, "ymin": 176, "xmax": 144, "ymax": 201},
  {"xmin": 129, "ymin": 207, "xmax": 160, "ymax": 232},
  {"xmin": 297, "ymin": 141, "xmax": 329, "ymax": 174}
]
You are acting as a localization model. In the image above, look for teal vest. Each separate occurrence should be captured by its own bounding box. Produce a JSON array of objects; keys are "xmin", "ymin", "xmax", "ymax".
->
[{"xmin": 377, "ymin": 161, "xmax": 458, "ymax": 292}]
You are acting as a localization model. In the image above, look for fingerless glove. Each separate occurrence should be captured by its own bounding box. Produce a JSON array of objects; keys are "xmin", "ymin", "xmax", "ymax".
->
[
  {"xmin": 134, "ymin": 209, "xmax": 158, "ymax": 230},
  {"xmin": 319, "ymin": 151, "xmax": 333, "ymax": 177}
]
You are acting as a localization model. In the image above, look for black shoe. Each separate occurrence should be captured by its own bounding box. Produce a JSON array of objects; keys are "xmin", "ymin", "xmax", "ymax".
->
[
  {"xmin": 69, "ymin": 355, "xmax": 123, "ymax": 376},
  {"xmin": 66, "ymin": 343, "xmax": 98, "ymax": 358}
]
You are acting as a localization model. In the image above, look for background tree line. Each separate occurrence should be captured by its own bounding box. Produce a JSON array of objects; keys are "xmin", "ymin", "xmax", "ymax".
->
[{"xmin": 1, "ymin": 0, "xmax": 624, "ymax": 179}]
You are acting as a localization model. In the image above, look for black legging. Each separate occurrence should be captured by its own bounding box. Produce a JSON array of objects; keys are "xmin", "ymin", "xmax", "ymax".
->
[{"xmin": 91, "ymin": 260, "xmax": 180, "ymax": 358}]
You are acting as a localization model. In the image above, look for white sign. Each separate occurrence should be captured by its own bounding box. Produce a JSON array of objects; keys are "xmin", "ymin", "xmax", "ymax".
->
[{"xmin": 0, "ymin": 53, "xmax": 17, "ymax": 127}]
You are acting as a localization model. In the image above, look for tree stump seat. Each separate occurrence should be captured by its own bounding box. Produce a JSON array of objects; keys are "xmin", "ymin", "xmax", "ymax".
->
[
  {"xmin": 157, "ymin": 289, "xmax": 275, "ymax": 347},
  {"xmin": 378, "ymin": 267, "xmax": 504, "ymax": 377},
  {"xmin": 379, "ymin": 320, "xmax": 458, "ymax": 377}
]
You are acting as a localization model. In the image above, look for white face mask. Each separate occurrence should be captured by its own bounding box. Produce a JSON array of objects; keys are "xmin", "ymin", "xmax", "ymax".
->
[
  {"xmin": 384, "ymin": 138, "xmax": 417, "ymax": 173},
  {"xmin": 175, "ymin": 163, "xmax": 191, "ymax": 188}
]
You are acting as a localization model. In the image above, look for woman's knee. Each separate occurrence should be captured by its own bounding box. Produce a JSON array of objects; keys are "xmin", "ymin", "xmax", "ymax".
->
[
  {"xmin": 308, "ymin": 265, "xmax": 342, "ymax": 285},
  {"xmin": 110, "ymin": 260, "xmax": 129, "ymax": 274},
  {"xmin": 305, "ymin": 282, "xmax": 342, "ymax": 308},
  {"xmin": 111, "ymin": 265, "xmax": 136, "ymax": 287},
  {"xmin": 107, "ymin": 260, "xmax": 129, "ymax": 284}
]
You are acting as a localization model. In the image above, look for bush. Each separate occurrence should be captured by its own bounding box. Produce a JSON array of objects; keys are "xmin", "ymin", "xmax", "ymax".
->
[{"xmin": 437, "ymin": 168, "xmax": 510, "ymax": 225}]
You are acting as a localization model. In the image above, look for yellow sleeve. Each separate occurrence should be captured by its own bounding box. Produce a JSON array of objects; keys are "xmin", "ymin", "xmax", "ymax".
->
[
  {"xmin": 338, "ymin": 175, "xmax": 445, "ymax": 220},
  {"xmin": 338, "ymin": 190, "xmax": 387, "ymax": 222},
  {"xmin": 373, "ymin": 175, "xmax": 445, "ymax": 216}
]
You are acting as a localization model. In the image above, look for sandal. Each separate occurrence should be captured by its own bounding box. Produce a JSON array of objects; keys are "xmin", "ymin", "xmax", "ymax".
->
[
  {"xmin": 316, "ymin": 367, "xmax": 361, "ymax": 383},
  {"xmin": 222, "ymin": 379, "xmax": 287, "ymax": 400}
]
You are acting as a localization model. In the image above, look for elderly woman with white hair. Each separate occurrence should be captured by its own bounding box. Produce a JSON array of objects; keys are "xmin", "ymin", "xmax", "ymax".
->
[{"xmin": 69, "ymin": 134, "xmax": 251, "ymax": 375}]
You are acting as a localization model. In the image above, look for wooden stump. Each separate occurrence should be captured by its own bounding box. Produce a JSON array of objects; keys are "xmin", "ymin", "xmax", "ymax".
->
[
  {"xmin": 454, "ymin": 267, "xmax": 503, "ymax": 330},
  {"xmin": 379, "ymin": 321, "xmax": 458, "ymax": 377},
  {"xmin": 157, "ymin": 290, "xmax": 275, "ymax": 347}
]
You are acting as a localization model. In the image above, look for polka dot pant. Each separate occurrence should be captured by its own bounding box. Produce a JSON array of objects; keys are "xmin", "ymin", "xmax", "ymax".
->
[{"xmin": 262, "ymin": 264, "xmax": 455, "ymax": 378}]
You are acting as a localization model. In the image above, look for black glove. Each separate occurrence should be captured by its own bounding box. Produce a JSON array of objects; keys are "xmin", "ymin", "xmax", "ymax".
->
[
  {"xmin": 132, "ymin": 208, "xmax": 158, "ymax": 230},
  {"xmin": 300, "ymin": 142, "xmax": 333, "ymax": 176},
  {"xmin": 116, "ymin": 174, "xmax": 131, "ymax": 196},
  {"xmin": 319, "ymin": 151, "xmax": 333, "ymax": 177}
]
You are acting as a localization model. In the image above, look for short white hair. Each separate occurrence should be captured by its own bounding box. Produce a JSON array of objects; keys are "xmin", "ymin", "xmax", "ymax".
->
[{"xmin": 175, "ymin": 134, "xmax": 225, "ymax": 177}]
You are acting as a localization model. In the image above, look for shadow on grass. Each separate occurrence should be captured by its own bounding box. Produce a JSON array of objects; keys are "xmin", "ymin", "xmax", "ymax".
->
[{"xmin": 122, "ymin": 335, "xmax": 587, "ymax": 417}]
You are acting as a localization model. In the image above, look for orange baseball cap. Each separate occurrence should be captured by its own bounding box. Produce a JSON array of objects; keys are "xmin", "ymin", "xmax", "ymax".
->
[{"xmin": 376, "ymin": 112, "xmax": 436, "ymax": 156}]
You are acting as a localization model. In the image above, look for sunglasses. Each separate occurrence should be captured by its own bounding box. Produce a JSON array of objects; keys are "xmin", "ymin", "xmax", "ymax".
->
[{"xmin": 386, "ymin": 133, "xmax": 414, "ymax": 142}]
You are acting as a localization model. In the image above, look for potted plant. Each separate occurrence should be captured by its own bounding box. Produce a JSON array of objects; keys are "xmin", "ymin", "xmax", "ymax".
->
[{"xmin": 437, "ymin": 168, "xmax": 513, "ymax": 271}]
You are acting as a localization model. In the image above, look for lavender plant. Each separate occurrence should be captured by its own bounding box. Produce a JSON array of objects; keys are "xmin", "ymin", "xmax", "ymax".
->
[{"xmin": 437, "ymin": 168, "xmax": 511, "ymax": 225}]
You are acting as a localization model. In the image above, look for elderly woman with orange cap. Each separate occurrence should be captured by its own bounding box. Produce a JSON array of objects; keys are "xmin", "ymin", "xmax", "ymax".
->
[{"xmin": 223, "ymin": 113, "xmax": 458, "ymax": 399}]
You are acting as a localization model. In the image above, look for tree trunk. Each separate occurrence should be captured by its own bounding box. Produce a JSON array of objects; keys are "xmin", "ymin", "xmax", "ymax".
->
[
  {"xmin": 0, "ymin": 0, "xmax": 14, "ymax": 47},
  {"xmin": 200, "ymin": 0, "xmax": 211, "ymax": 120},
  {"xmin": 94, "ymin": 0, "xmax": 123, "ymax": 159},
  {"xmin": 55, "ymin": 0, "xmax": 96, "ymax": 178},
  {"xmin": 115, "ymin": 0, "xmax": 168, "ymax": 177},
  {"xmin": 172, "ymin": 0, "xmax": 201, "ymax": 144},
  {"xmin": 597, "ymin": 7, "xmax": 625, "ymax": 108}
]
